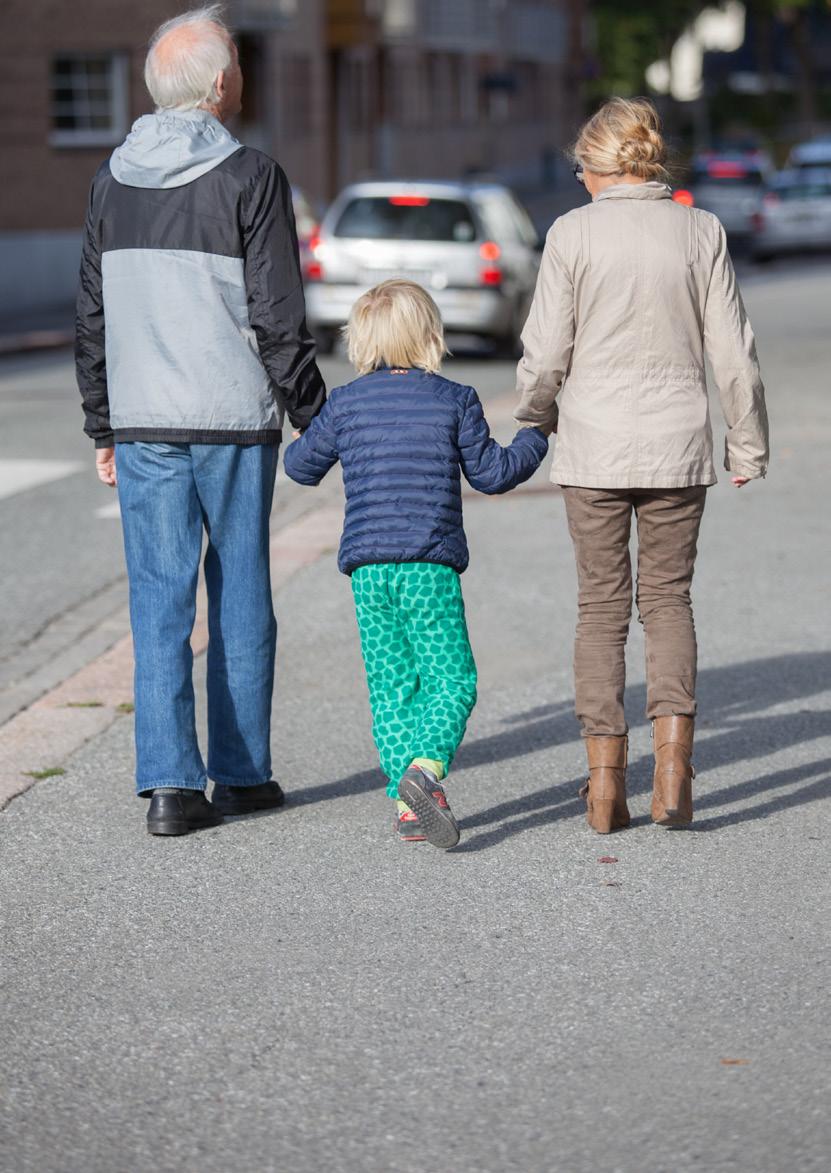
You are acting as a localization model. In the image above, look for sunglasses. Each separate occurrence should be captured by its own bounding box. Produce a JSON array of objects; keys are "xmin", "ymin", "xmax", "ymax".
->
[{"xmin": 573, "ymin": 163, "xmax": 585, "ymax": 186}]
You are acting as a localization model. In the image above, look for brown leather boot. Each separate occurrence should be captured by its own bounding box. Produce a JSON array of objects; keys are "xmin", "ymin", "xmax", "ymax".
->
[
  {"xmin": 579, "ymin": 735, "xmax": 630, "ymax": 834},
  {"xmin": 651, "ymin": 715, "xmax": 695, "ymax": 826}
]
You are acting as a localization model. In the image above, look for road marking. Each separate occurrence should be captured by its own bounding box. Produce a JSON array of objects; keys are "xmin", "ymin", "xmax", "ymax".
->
[{"xmin": 0, "ymin": 459, "xmax": 83, "ymax": 502}]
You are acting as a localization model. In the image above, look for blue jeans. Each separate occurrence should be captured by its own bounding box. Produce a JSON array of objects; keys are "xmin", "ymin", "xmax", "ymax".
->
[{"xmin": 116, "ymin": 442, "xmax": 279, "ymax": 795}]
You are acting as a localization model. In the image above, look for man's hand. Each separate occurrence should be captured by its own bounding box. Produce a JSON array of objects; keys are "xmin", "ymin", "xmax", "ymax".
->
[
  {"xmin": 731, "ymin": 476, "xmax": 751, "ymax": 488},
  {"xmin": 96, "ymin": 447, "xmax": 117, "ymax": 487}
]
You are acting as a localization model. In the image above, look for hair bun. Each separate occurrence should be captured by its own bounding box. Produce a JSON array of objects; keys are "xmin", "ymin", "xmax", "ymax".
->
[
  {"xmin": 617, "ymin": 127, "xmax": 666, "ymax": 175},
  {"xmin": 573, "ymin": 97, "xmax": 669, "ymax": 182}
]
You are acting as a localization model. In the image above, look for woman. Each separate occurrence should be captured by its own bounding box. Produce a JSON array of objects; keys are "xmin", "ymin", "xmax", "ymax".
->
[{"xmin": 514, "ymin": 98, "xmax": 769, "ymax": 833}]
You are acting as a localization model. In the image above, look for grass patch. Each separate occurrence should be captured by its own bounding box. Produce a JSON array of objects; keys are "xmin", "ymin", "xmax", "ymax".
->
[
  {"xmin": 23, "ymin": 766, "xmax": 67, "ymax": 780},
  {"xmin": 116, "ymin": 702, "xmax": 135, "ymax": 715},
  {"xmin": 65, "ymin": 700, "xmax": 104, "ymax": 709}
]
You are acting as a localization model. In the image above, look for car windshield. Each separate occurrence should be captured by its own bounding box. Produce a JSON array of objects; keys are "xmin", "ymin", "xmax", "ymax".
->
[{"xmin": 333, "ymin": 197, "xmax": 478, "ymax": 242}]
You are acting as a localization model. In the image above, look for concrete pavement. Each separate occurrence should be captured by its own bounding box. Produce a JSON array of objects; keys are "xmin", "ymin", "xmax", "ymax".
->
[{"xmin": 1, "ymin": 266, "xmax": 829, "ymax": 1171}]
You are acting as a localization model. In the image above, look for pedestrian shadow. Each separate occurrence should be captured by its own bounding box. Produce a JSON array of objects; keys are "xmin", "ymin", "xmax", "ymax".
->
[
  {"xmin": 287, "ymin": 651, "xmax": 831, "ymax": 848},
  {"xmin": 450, "ymin": 651, "xmax": 831, "ymax": 852}
]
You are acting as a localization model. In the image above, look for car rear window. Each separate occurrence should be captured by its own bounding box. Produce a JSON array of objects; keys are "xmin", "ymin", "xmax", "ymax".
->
[
  {"xmin": 333, "ymin": 197, "xmax": 477, "ymax": 242},
  {"xmin": 776, "ymin": 182, "xmax": 831, "ymax": 200},
  {"xmin": 693, "ymin": 162, "xmax": 764, "ymax": 186}
]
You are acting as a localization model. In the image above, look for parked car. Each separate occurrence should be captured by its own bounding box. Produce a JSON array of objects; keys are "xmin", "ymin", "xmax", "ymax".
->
[
  {"xmin": 688, "ymin": 151, "xmax": 769, "ymax": 238},
  {"xmin": 787, "ymin": 137, "xmax": 831, "ymax": 173},
  {"xmin": 751, "ymin": 169, "xmax": 831, "ymax": 261},
  {"xmin": 303, "ymin": 180, "xmax": 543, "ymax": 353}
]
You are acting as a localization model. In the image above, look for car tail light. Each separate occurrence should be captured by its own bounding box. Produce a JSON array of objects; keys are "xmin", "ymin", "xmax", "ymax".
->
[
  {"xmin": 708, "ymin": 161, "xmax": 747, "ymax": 179},
  {"xmin": 751, "ymin": 211, "xmax": 765, "ymax": 233},
  {"xmin": 479, "ymin": 241, "xmax": 502, "ymax": 284},
  {"xmin": 673, "ymin": 189, "xmax": 695, "ymax": 207},
  {"xmin": 305, "ymin": 232, "xmax": 323, "ymax": 281},
  {"xmin": 389, "ymin": 195, "xmax": 430, "ymax": 206}
]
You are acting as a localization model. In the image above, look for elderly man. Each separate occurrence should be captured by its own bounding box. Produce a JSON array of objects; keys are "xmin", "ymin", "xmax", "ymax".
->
[{"xmin": 76, "ymin": 6, "xmax": 326, "ymax": 835}]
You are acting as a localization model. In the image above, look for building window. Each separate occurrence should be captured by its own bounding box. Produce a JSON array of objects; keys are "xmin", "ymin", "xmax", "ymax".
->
[{"xmin": 50, "ymin": 54, "xmax": 128, "ymax": 148}]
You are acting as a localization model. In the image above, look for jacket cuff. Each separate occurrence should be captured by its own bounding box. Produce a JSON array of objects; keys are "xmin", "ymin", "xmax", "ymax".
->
[
  {"xmin": 724, "ymin": 455, "xmax": 767, "ymax": 479},
  {"xmin": 516, "ymin": 425, "xmax": 550, "ymax": 453},
  {"xmin": 94, "ymin": 434, "xmax": 115, "ymax": 449}
]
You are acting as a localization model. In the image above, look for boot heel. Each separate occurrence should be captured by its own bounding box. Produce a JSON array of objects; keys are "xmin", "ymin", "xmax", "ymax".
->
[
  {"xmin": 654, "ymin": 780, "xmax": 692, "ymax": 825},
  {"xmin": 588, "ymin": 798, "xmax": 616, "ymax": 835}
]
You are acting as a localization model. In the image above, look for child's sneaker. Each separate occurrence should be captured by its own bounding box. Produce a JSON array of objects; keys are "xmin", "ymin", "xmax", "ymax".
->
[
  {"xmin": 395, "ymin": 803, "xmax": 426, "ymax": 842},
  {"xmin": 397, "ymin": 765, "xmax": 460, "ymax": 849}
]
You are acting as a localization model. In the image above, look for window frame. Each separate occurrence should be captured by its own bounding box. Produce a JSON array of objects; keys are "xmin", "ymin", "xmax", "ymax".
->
[{"xmin": 49, "ymin": 52, "xmax": 129, "ymax": 149}]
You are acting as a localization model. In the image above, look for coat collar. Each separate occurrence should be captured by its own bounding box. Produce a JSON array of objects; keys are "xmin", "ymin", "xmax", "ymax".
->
[{"xmin": 595, "ymin": 181, "xmax": 672, "ymax": 203}]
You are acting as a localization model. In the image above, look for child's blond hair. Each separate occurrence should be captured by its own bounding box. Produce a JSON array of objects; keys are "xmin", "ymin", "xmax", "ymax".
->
[{"xmin": 344, "ymin": 279, "xmax": 448, "ymax": 375}]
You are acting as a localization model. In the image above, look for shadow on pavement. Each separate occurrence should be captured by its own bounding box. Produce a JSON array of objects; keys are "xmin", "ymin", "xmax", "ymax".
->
[{"xmin": 288, "ymin": 651, "xmax": 831, "ymax": 851}]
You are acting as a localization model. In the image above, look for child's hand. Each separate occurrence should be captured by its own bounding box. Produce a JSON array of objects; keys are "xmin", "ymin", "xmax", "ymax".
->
[{"xmin": 731, "ymin": 476, "xmax": 750, "ymax": 488}]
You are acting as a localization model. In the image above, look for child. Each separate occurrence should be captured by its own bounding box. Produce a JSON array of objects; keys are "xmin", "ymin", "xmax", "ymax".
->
[{"xmin": 284, "ymin": 280, "xmax": 548, "ymax": 848}]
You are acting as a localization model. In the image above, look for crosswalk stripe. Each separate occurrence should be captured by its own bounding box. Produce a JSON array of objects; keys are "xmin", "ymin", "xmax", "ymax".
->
[{"xmin": 0, "ymin": 459, "xmax": 84, "ymax": 502}]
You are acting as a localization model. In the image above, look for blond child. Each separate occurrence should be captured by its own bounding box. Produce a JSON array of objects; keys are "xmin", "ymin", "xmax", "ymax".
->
[{"xmin": 284, "ymin": 281, "xmax": 548, "ymax": 847}]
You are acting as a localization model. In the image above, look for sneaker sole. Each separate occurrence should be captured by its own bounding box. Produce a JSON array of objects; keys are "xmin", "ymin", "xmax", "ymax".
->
[{"xmin": 397, "ymin": 777, "xmax": 460, "ymax": 850}]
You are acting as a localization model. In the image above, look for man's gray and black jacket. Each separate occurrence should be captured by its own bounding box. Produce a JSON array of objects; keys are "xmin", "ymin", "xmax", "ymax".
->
[{"xmin": 76, "ymin": 109, "xmax": 326, "ymax": 448}]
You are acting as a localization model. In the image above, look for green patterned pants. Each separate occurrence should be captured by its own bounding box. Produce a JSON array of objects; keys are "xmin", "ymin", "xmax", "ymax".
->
[{"xmin": 351, "ymin": 563, "xmax": 478, "ymax": 798}]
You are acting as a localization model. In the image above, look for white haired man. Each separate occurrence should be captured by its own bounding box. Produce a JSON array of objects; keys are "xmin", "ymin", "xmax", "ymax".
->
[{"xmin": 76, "ymin": 6, "xmax": 326, "ymax": 835}]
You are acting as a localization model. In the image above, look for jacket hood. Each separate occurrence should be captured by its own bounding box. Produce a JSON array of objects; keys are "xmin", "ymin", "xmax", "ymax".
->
[{"xmin": 109, "ymin": 109, "xmax": 241, "ymax": 189}]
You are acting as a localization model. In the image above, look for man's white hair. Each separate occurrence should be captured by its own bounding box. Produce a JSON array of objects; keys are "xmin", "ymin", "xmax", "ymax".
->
[{"xmin": 145, "ymin": 5, "xmax": 232, "ymax": 112}]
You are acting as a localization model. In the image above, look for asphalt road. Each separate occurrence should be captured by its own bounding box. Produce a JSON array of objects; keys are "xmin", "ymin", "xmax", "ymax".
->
[{"xmin": 1, "ymin": 262, "xmax": 830, "ymax": 1172}]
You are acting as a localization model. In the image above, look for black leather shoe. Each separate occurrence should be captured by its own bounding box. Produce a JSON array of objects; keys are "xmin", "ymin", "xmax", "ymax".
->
[
  {"xmin": 146, "ymin": 788, "xmax": 224, "ymax": 836},
  {"xmin": 210, "ymin": 780, "xmax": 285, "ymax": 815}
]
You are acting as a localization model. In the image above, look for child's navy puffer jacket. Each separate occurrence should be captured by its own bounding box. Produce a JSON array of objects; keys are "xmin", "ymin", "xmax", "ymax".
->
[{"xmin": 283, "ymin": 367, "xmax": 548, "ymax": 575}]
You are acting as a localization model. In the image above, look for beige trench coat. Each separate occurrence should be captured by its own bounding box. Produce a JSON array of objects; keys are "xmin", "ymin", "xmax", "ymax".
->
[{"xmin": 514, "ymin": 182, "xmax": 769, "ymax": 488}]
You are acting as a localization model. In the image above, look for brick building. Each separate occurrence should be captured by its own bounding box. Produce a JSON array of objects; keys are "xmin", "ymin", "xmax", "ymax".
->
[{"xmin": 0, "ymin": 0, "xmax": 584, "ymax": 318}]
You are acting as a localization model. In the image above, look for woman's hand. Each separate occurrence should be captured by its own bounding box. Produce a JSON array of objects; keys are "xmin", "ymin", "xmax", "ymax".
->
[
  {"xmin": 95, "ymin": 447, "xmax": 117, "ymax": 487},
  {"xmin": 731, "ymin": 476, "xmax": 751, "ymax": 488}
]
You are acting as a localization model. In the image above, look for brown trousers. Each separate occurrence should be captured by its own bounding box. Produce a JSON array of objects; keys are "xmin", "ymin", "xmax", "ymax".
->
[{"xmin": 561, "ymin": 486, "xmax": 707, "ymax": 737}]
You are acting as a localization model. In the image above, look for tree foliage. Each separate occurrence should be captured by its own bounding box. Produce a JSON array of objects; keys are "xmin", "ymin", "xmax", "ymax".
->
[
  {"xmin": 589, "ymin": 0, "xmax": 703, "ymax": 98},
  {"xmin": 590, "ymin": 1, "xmax": 822, "ymax": 91}
]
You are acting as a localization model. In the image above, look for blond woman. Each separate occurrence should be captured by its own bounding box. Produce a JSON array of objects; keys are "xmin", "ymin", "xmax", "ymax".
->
[
  {"xmin": 285, "ymin": 280, "xmax": 548, "ymax": 847},
  {"xmin": 515, "ymin": 98, "xmax": 769, "ymax": 833}
]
